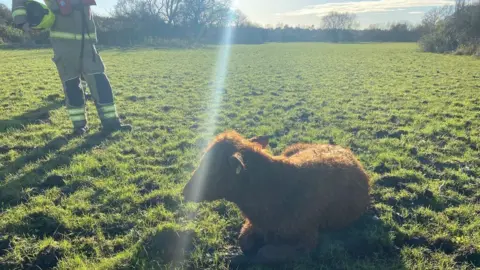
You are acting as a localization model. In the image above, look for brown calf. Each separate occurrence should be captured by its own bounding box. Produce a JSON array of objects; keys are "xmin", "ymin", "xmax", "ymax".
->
[{"xmin": 183, "ymin": 130, "xmax": 371, "ymax": 262}]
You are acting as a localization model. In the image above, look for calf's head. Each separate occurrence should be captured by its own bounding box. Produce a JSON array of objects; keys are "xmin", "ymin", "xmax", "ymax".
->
[{"xmin": 182, "ymin": 134, "xmax": 269, "ymax": 203}]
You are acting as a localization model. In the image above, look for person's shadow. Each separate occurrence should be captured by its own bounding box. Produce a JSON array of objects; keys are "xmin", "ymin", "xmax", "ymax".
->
[
  {"xmin": 0, "ymin": 100, "xmax": 64, "ymax": 133},
  {"xmin": 0, "ymin": 131, "xmax": 116, "ymax": 208}
]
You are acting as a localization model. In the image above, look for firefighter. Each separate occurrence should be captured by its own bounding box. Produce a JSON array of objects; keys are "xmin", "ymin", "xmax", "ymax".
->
[{"xmin": 12, "ymin": 0, "xmax": 132, "ymax": 134}]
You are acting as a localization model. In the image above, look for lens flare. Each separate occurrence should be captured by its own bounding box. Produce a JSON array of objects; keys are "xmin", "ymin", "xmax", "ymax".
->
[
  {"xmin": 188, "ymin": 5, "xmax": 237, "ymax": 204},
  {"xmin": 177, "ymin": 3, "xmax": 238, "ymax": 263}
]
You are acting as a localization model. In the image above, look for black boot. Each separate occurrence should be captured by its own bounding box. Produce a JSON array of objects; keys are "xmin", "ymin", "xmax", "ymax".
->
[
  {"xmin": 73, "ymin": 125, "xmax": 89, "ymax": 135},
  {"xmin": 102, "ymin": 120, "xmax": 132, "ymax": 133}
]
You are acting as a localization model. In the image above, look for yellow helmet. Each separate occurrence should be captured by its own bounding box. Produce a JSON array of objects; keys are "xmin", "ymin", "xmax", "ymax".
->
[{"xmin": 25, "ymin": 0, "xmax": 56, "ymax": 30}]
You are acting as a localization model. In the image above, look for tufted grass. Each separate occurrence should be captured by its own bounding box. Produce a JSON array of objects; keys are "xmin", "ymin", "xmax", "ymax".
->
[{"xmin": 0, "ymin": 43, "xmax": 479, "ymax": 269}]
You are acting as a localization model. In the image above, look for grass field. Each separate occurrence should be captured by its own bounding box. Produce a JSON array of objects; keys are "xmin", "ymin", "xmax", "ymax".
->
[{"xmin": 0, "ymin": 42, "xmax": 479, "ymax": 270}]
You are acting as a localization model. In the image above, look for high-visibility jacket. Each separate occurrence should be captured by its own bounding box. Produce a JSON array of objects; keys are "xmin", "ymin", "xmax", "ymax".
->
[{"xmin": 11, "ymin": 0, "xmax": 97, "ymax": 43}]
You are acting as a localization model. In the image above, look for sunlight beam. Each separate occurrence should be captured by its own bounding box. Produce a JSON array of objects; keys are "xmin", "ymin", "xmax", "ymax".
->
[
  {"xmin": 188, "ymin": 2, "xmax": 238, "ymax": 204},
  {"xmin": 177, "ymin": 2, "xmax": 238, "ymax": 263}
]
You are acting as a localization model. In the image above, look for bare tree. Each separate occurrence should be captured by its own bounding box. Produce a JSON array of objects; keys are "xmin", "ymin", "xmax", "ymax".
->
[
  {"xmin": 182, "ymin": 0, "xmax": 231, "ymax": 27},
  {"xmin": 114, "ymin": 0, "xmax": 164, "ymax": 19},
  {"xmin": 233, "ymin": 9, "xmax": 249, "ymax": 27},
  {"xmin": 321, "ymin": 12, "xmax": 358, "ymax": 30},
  {"xmin": 452, "ymin": 0, "xmax": 480, "ymax": 44},
  {"xmin": 320, "ymin": 11, "xmax": 358, "ymax": 42},
  {"xmin": 421, "ymin": 5, "xmax": 454, "ymax": 34},
  {"xmin": 163, "ymin": 0, "xmax": 183, "ymax": 25}
]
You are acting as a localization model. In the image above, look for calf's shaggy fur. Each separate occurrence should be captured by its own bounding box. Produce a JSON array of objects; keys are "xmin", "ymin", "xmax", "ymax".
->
[{"xmin": 183, "ymin": 131, "xmax": 371, "ymax": 262}]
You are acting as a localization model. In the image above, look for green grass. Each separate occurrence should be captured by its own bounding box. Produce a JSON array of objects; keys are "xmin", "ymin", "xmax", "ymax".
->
[{"xmin": 0, "ymin": 43, "xmax": 479, "ymax": 270}]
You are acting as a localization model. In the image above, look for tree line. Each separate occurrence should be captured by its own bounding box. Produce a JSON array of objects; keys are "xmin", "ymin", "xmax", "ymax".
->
[
  {"xmin": 0, "ymin": 0, "xmax": 478, "ymax": 55},
  {"xmin": 0, "ymin": 0, "xmax": 421, "ymax": 46},
  {"xmin": 94, "ymin": 1, "xmax": 423, "ymax": 46}
]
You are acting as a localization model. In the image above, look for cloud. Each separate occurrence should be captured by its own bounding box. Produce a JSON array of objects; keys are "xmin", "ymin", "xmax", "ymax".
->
[
  {"xmin": 408, "ymin": 11, "xmax": 425, "ymax": 14},
  {"xmin": 277, "ymin": 0, "xmax": 454, "ymax": 17}
]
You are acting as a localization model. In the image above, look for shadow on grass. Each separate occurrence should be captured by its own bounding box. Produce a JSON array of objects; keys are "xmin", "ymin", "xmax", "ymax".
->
[
  {"xmin": 113, "ymin": 205, "xmax": 407, "ymax": 270},
  {"xmin": 122, "ymin": 224, "xmax": 198, "ymax": 270},
  {"xmin": 0, "ymin": 41, "xmax": 211, "ymax": 51},
  {"xmin": 0, "ymin": 44, "xmax": 52, "ymax": 51},
  {"xmin": 227, "ymin": 207, "xmax": 407, "ymax": 270},
  {"xmin": 0, "ymin": 100, "xmax": 64, "ymax": 134},
  {"xmin": 0, "ymin": 135, "xmax": 72, "ymax": 180},
  {"xmin": 0, "ymin": 131, "xmax": 115, "ymax": 209}
]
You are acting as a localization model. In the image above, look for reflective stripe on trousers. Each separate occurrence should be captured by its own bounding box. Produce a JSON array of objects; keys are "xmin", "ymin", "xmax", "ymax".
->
[
  {"xmin": 97, "ymin": 104, "xmax": 118, "ymax": 120},
  {"xmin": 12, "ymin": 8, "xmax": 27, "ymax": 17},
  {"xmin": 50, "ymin": 31, "xmax": 97, "ymax": 40},
  {"xmin": 68, "ymin": 107, "xmax": 86, "ymax": 122}
]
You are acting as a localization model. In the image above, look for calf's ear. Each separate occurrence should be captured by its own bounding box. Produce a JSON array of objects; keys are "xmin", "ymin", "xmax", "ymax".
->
[
  {"xmin": 249, "ymin": 136, "xmax": 270, "ymax": 149},
  {"xmin": 229, "ymin": 152, "xmax": 245, "ymax": 175}
]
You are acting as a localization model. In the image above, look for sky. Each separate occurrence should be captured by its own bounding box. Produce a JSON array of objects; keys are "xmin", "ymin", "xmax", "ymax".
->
[{"xmin": 1, "ymin": 0, "xmax": 455, "ymax": 28}]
